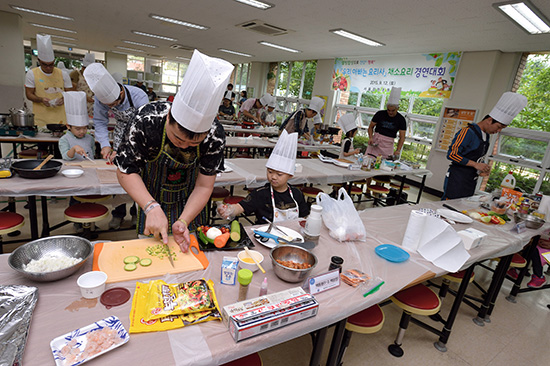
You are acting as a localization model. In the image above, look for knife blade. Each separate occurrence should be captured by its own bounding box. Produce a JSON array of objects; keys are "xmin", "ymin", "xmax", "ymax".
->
[
  {"xmin": 442, "ymin": 204, "xmax": 461, "ymax": 213},
  {"xmin": 163, "ymin": 241, "xmax": 175, "ymax": 268},
  {"xmin": 83, "ymin": 154, "xmax": 96, "ymax": 164}
]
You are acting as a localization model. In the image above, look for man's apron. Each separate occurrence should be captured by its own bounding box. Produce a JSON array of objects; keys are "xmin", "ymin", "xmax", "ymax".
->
[
  {"xmin": 365, "ymin": 133, "xmax": 394, "ymax": 159},
  {"xmin": 137, "ymin": 125, "xmax": 208, "ymax": 235},
  {"xmin": 111, "ymin": 87, "xmax": 136, "ymax": 151},
  {"xmin": 271, "ymin": 185, "xmax": 299, "ymax": 222},
  {"xmin": 32, "ymin": 67, "xmax": 66, "ymax": 127},
  {"xmin": 443, "ymin": 125, "xmax": 489, "ymax": 200}
]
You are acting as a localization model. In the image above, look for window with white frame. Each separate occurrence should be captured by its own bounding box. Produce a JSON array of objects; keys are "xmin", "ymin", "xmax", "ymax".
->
[{"xmin": 125, "ymin": 55, "xmax": 189, "ymax": 95}]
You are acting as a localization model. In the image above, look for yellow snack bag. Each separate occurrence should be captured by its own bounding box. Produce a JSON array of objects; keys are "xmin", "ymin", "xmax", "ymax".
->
[
  {"xmin": 129, "ymin": 280, "xmax": 222, "ymax": 334},
  {"xmin": 144, "ymin": 279, "xmax": 215, "ymax": 321}
]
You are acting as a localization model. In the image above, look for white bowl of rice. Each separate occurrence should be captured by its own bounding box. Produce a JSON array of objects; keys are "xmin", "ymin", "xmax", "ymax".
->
[{"xmin": 8, "ymin": 235, "xmax": 93, "ymax": 282}]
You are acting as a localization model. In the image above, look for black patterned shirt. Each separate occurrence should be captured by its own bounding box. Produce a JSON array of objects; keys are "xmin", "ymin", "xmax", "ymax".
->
[{"xmin": 114, "ymin": 101, "xmax": 225, "ymax": 176}]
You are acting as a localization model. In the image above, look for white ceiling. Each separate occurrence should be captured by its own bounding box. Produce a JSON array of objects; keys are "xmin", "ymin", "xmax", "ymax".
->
[{"xmin": 3, "ymin": 0, "xmax": 550, "ymax": 63}]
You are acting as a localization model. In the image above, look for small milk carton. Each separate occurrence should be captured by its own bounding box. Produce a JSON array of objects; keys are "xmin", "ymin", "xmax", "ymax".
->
[
  {"xmin": 221, "ymin": 256, "xmax": 238, "ymax": 285},
  {"xmin": 458, "ymin": 228, "xmax": 487, "ymax": 250}
]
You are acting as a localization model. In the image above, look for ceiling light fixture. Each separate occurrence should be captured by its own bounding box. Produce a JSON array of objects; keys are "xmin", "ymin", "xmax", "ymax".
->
[
  {"xmin": 233, "ymin": 0, "xmax": 274, "ymax": 10},
  {"xmin": 132, "ymin": 30, "xmax": 177, "ymax": 42},
  {"xmin": 258, "ymin": 41, "xmax": 300, "ymax": 53},
  {"xmin": 30, "ymin": 23, "xmax": 77, "ymax": 33},
  {"xmin": 40, "ymin": 33, "xmax": 77, "ymax": 41},
  {"xmin": 111, "ymin": 50, "xmax": 129, "ymax": 55},
  {"xmin": 329, "ymin": 29, "xmax": 385, "ymax": 47},
  {"xmin": 149, "ymin": 14, "xmax": 209, "ymax": 30},
  {"xmin": 123, "ymin": 40, "xmax": 157, "ymax": 48},
  {"xmin": 10, "ymin": 5, "xmax": 74, "ymax": 21},
  {"xmin": 493, "ymin": 1, "xmax": 550, "ymax": 34},
  {"xmin": 219, "ymin": 49, "xmax": 253, "ymax": 57},
  {"xmin": 116, "ymin": 46, "xmax": 145, "ymax": 53},
  {"xmin": 176, "ymin": 56, "xmax": 191, "ymax": 60}
]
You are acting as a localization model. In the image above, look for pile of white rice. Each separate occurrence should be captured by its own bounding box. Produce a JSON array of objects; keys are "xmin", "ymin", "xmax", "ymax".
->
[{"xmin": 23, "ymin": 253, "xmax": 81, "ymax": 273}]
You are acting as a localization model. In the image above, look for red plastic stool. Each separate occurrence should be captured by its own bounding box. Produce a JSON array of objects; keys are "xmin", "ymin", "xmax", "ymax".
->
[
  {"xmin": 65, "ymin": 203, "xmax": 109, "ymax": 239},
  {"xmin": 224, "ymin": 196, "xmax": 245, "ymax": 205},
  {"xmin": 0, "ymin": 212, "xmax": 25, "ymax": 254},
  {"xmin": 73, "ymin": 195, "xmax": 111, "ymax": 203},
  {"xmin": 221, "ymin": 352, "xmax": 262, "ymax": 366},
  {"xmin": 388, "ymin": 284, "xmax": 441, "ymax": 357},
  {"xmin": 211, "ymin": 187, "xmax": 230, "ymax": 201},
  {"xmin": 19, "ymin": 149, "xmax": 48, "ymax": 159},
  {"xmin": 337, "ymin": 304, "xmax": 385, "ymax": 364},
  {"xmin": 373, "ymin": 175, "xmax": 391, "ymax": 185},
  {"xmin": 439, "ymin": 269, "xmax": 475, "ymax": 299},
  {"xmin": 301, "ymin": 186, "xmax": 324, "ymax": 202}
]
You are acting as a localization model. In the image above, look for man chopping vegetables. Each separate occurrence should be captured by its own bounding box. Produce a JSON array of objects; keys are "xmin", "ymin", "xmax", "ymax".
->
[
  {"xmin": 114, "ymin": 50, "xmax": 233, "ymax": 252},
  {"xmin": 442, "ymin": 92, "xmax": 527, "ymax": 200}
]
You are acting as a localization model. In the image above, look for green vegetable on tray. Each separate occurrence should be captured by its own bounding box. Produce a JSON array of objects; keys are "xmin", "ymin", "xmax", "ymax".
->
[{"xmin": 487, "ymin": 211, "xmax": 510, "ymax": 222}]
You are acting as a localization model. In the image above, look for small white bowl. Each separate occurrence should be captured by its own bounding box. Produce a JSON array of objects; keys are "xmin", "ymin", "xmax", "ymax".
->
[
  {"xmin": 77, "ymin": 271, "xmax": 107, "ymax": 299},
  {"xmin": 62, "ymin": 169, "xmax": 84, "ymax": 178},
  {"xmin": 237, "ymin": 250, "xmax": 264, "ymax": 272}
]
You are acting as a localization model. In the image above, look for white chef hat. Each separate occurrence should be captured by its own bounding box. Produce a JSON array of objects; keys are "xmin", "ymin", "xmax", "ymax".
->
[
  {"xmin": 147, "ymin": 80, "xmax": 154, "ymax": 88},
  {"xmin": 259, "ymin": 93, "xmax": 272, "ymax": 107},
  {"xmin": 82, "ymin": 53, "xmax": 95, "ymax": 67},
  {"xmin": 223, "ymin": 91, "xmax": 233, "ymax": 100},
  {"xmin": 268, "ymin": 96, "xmax": 277, "ymax": 108},
  {"xmin": 308, "ymin": 97, "xmax": 324, "ymax": 114},
  {"xmin": 56, "ymin": 61, "xmax": 67, "ymax": 70},
  {"xmin": 489, "ymin": 92, "xmax": 528, "ymax": 125},
  {"xmin": 63, "ymin": 91, "xmax": 89, "ymax": 127},
  {"xmin": 36, "ymin": 34, "xmax": 54, "ymax": 63},
  {"xmin": 137, "ymin": 73, "xmax": 143, "ymax": 82},
  {"xmin": 388, "ymin": 87, "xmax": 402, "ymax": 105},
  {"xmin": 313, "ymin": 113, "xmax": 322, "ymax": 125},
  {"xmin": 337, "ymin": 113, "xmax": 357, "ymax": 134},
  {"xmin": 266, "ymin": 130, "xmax": 298, "ymax": 175},
  {"xmin": 171, "ymin": 49, "xmax": 234, "ymax": 133},
  {"xmin": 83, "ymin": 63, "xmax": 120, "ymax": 105},
  {"xmin": 111, "ymin": 72, "xmax": 123, "ymax": 84}
]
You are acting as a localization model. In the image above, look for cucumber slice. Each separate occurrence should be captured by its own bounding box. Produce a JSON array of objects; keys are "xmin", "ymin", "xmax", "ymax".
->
[
  {"xmin": 123, "ymin": 256, "xmax": 140, "ymax": 264},
  {"xmin": 140, "ymin": 258, "xmax": 152, "ymax": 267},
  {"xmin": 124, "ymin": 263, "xmax": 137, "ymax": 271}
]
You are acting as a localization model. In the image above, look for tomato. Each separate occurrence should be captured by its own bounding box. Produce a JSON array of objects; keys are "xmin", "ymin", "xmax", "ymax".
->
[
  {"xmin": 490, "ymin": 216, "xmax": 500, "ymax": 224},
  {"xmin": 479, "ymin": 212, "xmax": 487, "ymax": 217}
]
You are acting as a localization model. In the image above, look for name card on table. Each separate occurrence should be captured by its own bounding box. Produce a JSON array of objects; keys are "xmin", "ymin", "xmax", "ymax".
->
[{"xmin": 305, "ymin": 269, "xmax": 340, "ymax": 294}]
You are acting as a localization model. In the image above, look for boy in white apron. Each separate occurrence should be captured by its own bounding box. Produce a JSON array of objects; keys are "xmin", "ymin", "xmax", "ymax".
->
[{"xmin": 217, "ymin": 130, "xmax": 310, "ymax": 224}]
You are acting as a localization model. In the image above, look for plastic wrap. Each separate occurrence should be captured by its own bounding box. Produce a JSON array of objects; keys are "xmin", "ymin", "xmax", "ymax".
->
[{"xmin": 0, "ymin": 285, "xmax": 38, "ymax": 366}]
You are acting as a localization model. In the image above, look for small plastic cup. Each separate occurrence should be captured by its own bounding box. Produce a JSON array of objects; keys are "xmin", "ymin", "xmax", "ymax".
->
[{"xmin": 77, "ymin": 271, "xmax": 108, "ymax": 299}]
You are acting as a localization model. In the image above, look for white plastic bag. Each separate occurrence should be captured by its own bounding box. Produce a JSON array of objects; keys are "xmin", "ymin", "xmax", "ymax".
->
[{"xmin": 316, "ymin": 187, "xmax": 366, "ymax": 242}]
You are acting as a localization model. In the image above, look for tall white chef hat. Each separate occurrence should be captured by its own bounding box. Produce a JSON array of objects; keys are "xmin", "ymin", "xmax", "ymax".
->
[
  {"xmin": 308, "ymin": 97, "xmax": 324, "ymax": 114},
  {"xmin": 266, "ymin": 130, "xmax": 298, "ymax": 175},
  {"xmin": 83, "ymin": 63, "xmax": 120, "ymax": 105},
  {"xmin": 36, "ymin": 34, "xmax": 54, "ymax": 63},
  {"xmin": 388, "ymin": 87, "xmax": 402, "ymax": 106},
  {"xmin": 111, "ymin": 72, "xmax": 123, "ymax": 84},
  {"xmin": 259, "ymin": 93, "xmax": 272, "ymax": 107},
  {"xmin": 63, "ymin": 91, "xmax": 89, "ymax": 127},
  {"xmin": 337, "ymin": 113, "xmax": 358, "ymax": 134},
  {"xmin": 56, "ymin": 61, "xmax": 67, "ymax": 71},
  {"xmin": 137, "ymin": 73, "xmax": 143, "ymax": 82},
  {"xmin": 313, "ymin": 113, "xmax": 322, "ymax": 125},
  {"xmin": 82, "ymin": 53, "xmax": 95, "ymax": 67},
  {"xmin": 147, "ymin": 80, "xmax": 154, "ymax": 88},
  {"xmin": 223, "ymin": 91, "xmax": 233, "ymax": 100},
  {"xmin": 268, "ymin": 96, "xmax": 277, "ymax": 108},
  {"xmin": 171, "ymin": 49, "xmax": 234, "ymax": 133},
  {"xmin": 489, "ymin": 92, "xmax": 528, "ymax": 126}
]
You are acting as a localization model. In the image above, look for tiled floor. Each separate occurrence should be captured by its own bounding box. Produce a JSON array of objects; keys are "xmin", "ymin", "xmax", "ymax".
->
[{"xmin": 3, "ymin": 185, "xmax": 550, "ymax": 366}]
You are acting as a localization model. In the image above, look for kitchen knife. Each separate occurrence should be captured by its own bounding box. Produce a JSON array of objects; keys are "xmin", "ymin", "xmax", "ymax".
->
[
  {"xmin": 163, "ymin": 241, "xmax": 175, "ymax": 268},
  {"xmin": 442, "ymin": 204, "xmax": 462, "ymax": 213}
]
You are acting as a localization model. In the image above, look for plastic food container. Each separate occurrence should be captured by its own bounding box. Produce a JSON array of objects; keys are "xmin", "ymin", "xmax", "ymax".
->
[
  {"xmin": 237, "ymin": 250, "xmax": 264, "ymax": 272},
  {"xmin": 77, "ymin": 271, "xmax": 107, "ymax": 299}
]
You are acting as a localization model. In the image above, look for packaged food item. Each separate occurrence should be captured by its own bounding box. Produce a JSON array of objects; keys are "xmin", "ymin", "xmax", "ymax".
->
[
  {"xmin": 340, "ymin": 269, "xmax": 370, "ymax": 287},
  {"xmin": 129, "ymin": 280, "xmax": 221, "ymax": 334},
  {"xmin": 144, "ymin": 279, "xmax": 215, "ymax": 321},
  {"xmin": 221, "ymin": 256, "xmax": 238, "ymax": 285}
]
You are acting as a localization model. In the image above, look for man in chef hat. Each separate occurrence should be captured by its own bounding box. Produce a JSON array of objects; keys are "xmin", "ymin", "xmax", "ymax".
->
[
  {"xmin": 134, "ymin": 73, "xmax": 147, "ymax": 92},
  {"xmin": 70, "ymin": 53, "xmax": 96, "ymax": 117},
  {"xmin": 366, "ymin": 86, "xmax": 407, "ymax": 159},
  {"xmin": 238, "ymin": 92, "xmax": 273, "ymax": 127},
  {"xmin": 84, "ymin": 63, "xmax": 148, "ymax": 229},
  {"xmin": 442, "ymin": 92, "xmax": 528, "ymax": 200},
  {"xmin": 218, "ymin": 130, "xmax": 310, "ymax": 224},
  {"xmin": 280, "ymin": 96, "xmax": 324, "ymax": 139},
  {"xmin": 25, "ymin": 34, "xmax": 74, "ymax": 127},
  {"xmin": 114, "ymin": 50, "xmax": 233, "ymax": 252}
]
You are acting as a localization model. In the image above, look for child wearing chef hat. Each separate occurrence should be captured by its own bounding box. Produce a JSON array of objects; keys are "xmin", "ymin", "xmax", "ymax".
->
[
  {"xmin": 58, "ymin": 91, "xmax": 95, "ymax": 161},
  {"xmin": 260, "ymin": 96, "xmax": 277, "ymax": 126},
  {"xmin": 217, "ymin": 130, "xmax": 310, "ymax": 224},
  {"xmin": 280, "ymin": 96, "xmax": 324, "ymax": 139},
  {"xmin": 338, "ymin": 114, "xmax": 361, "ymax": 159}
]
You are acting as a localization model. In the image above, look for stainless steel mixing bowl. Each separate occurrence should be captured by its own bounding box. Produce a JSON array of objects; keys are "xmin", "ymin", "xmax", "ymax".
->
[{"xmin": 270, "ymin": 245, "xmax": 317, "ymax": 283}]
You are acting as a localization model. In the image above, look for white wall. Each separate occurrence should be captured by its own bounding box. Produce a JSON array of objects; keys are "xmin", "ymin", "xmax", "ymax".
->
[
  {"xmin": 247, "ymin": 62, "xmax": 269, "ymax": 99},
  {"xmin": 423, "ymin": 51, "xmax": 522, "ymax": 193},
  {"xmin": 104, "ymin": 52, "xmax": 128, "ymax": 77},
  {"xmin": 311, "ymin": 59, "xmax": 336, "ymax": 125},
  {"xmin": 0, "ymin": 11, "xmax": 25, "ymax": 113}
]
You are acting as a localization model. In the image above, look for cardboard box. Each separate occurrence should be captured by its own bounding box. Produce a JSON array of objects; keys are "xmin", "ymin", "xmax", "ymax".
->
[
  {"xmin": 458, "ymin": 228, "xmax": 487, "ymax": 250},
  {"xmin": 222, "ymin": 287, "xmax": 319, "ymax": 342}
]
